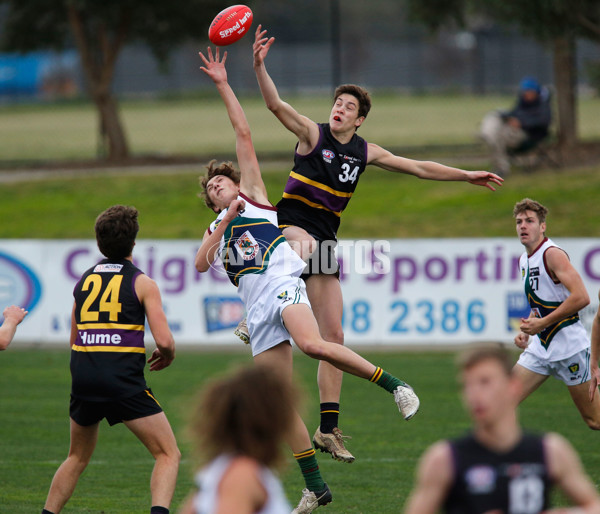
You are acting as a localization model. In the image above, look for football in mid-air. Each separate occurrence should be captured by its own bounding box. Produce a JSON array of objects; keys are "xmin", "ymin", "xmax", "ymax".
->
[{"xmin": 208, "ymin": 5, "xmax": 253, "ymax": 46}]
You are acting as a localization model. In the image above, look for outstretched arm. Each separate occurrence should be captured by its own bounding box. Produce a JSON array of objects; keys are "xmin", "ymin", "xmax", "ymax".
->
[
  {"xmin": 367, "ymin": 143, "xmax": 504, "ymax": 191},
  {"xmin": 199, "ymin": 47, "xmax": 268, "ymax": 204},
  {"xmin": 252, "ymin": 25, "xmax": 320, "ymax": 154}
]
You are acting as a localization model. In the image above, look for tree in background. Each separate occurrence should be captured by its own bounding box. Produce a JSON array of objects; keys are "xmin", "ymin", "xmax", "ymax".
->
[
  {"xmin": 0, "ymin": 0, "xmax": 225, "ymax": 160},
  {"xmin": 406, "ymin": 0, "xmax": 600, "ymax": 152}
]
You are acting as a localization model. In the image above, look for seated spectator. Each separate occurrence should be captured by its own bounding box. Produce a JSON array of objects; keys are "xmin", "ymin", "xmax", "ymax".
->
[{"xmin": 479, "ymin": 77, "xmax": 552, "ymax": 176}]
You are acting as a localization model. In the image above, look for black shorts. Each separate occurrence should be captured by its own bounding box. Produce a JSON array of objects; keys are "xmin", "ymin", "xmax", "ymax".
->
[
  {"xmin": 70, "ymin": 388, "xmax": 163, "ymax": 427},
  {"xmin": 300, "ymin": 239, "xmax": 340, "ymax": 281}
]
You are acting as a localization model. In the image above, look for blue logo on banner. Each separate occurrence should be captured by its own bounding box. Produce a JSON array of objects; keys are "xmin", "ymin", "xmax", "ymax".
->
[
  {"xmin": 203, "ymin": 296, "xmax": 245, "ymax": 333},
  {"xmin": 506, "ymin": 291, "xmax": 529, "ymax": 331},
  {"xmin": 0, "ymin": 251, "xmax": 42, "ymax": 319}
]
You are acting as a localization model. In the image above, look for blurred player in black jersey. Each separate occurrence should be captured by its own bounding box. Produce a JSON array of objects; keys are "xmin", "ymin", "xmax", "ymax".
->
[
  {"xmin": 405, "ymin": 345, "xmax": 600, "ymax": 514},
  {"xmin": 252, "ymin": 25, "xmax": 504, "ymax": 464},
  {"xmin": 42, "ymin": 205, "xmax": 180, "ymax": 514}
]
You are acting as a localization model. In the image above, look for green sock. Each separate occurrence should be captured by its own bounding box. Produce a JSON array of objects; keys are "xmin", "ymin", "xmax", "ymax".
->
[
  {"xmin": 370, "ymin": 367, "xmax": 406, "ymax": 393},
  {"xmin": 294, "ymin": 448, "xmax": 325, "ymax": 491}
]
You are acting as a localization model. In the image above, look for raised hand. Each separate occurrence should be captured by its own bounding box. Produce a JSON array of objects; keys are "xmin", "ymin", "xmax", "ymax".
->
[
  {"xmin": 466, "ymin": 171, "xmax": 505, "ymax": 191},
  {"xmin": 199, "ymin": 46, "xmax": 228, "ymax": 84},
  {"xmin": 253, "ymin": 24, "xmax": 275, "ymax": 68}
]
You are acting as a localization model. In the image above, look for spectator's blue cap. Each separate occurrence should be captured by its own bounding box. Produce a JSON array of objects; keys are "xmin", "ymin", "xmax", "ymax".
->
[{"xmin": 520, "ymin": 77, "xmax": 541, "ymax": 92}]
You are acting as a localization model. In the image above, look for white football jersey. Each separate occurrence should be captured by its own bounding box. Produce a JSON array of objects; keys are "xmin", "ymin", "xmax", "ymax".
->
[
  {"xmin": 192, "ymin": 455, "xmax": 291, "ymax": 514},
  {"xmin": 519, "ymin": 237, "xmax": 589, "ymax": 361}
]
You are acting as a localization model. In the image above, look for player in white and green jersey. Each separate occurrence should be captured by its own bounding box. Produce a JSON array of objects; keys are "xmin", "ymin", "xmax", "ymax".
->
[{"xmin": 513, "ymin": 198, "xmax": 600, "ymax": 430}]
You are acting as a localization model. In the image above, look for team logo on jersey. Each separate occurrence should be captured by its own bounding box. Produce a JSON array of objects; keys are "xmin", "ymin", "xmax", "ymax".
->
[
  {"xmin": 521, "ymin": 267, "xmax": 526, "ymax": 279},
  {"xmin": 277, "ymin": 290, "xmax": 293, "ymax": 303},
  {"xmin": 234, "ymin": 230, "xmax": 260, "ymax": 261},
  {"xmin": 322, "ymin": 149, "xmax": 335, "ymax": 163},
  {"xmin": 465, "ymin": 465, "xmax": 496, "ymax": 494},
  {"xmin": 530, "ymin": 307, "xmax": 541, "ymax": 318},
  {"xmin": 93, "ymin": 264, "xmax": 123, "ymax": 273},
  {"xmin": 568, "ymin": 363, "xmax": 580, "ymax": 374}
]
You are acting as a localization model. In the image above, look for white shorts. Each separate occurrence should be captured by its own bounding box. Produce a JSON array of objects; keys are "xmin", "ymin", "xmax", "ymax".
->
[
  {"xmin": 246, "ymin": 275, "xmax": 311, "ymax": 357},
  {"xmin": 516, "ymin": 347, "xmax": 592, "ymax": 386}
]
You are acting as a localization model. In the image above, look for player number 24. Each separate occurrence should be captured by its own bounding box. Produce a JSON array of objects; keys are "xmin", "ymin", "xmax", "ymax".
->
[{"xmin": 80, "ymin": 274, "xmax": 123, "ymax": 322}]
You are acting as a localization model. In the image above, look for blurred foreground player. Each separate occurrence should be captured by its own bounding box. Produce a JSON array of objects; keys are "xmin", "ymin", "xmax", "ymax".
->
[
  {"xmin": 405, "ymin": 345, "xmax": 600, "ymax": 514},
  {"xmin": 42, "ymin": 205, "xmax": 180, "ymax": 514},
  {"xmin": 179, "ymin": 366, "xmax": 294, "ymax": 514}
]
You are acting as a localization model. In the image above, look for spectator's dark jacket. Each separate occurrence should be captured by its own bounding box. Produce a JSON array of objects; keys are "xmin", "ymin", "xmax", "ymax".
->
[{"xmin": 503, "ymin": 87, "xmax": 552, "ymax": 144}]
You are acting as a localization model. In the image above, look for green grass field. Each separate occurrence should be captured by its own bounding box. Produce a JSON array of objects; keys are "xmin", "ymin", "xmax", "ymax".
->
[
  {"xmin": 1, "ymin": 348, "xmax": 599, "ymax": 513},
  {"xmin": 1, "ymin": 163, "xmax": 600, "ymax": 239},
  {"xmin": 1, "ymin": 94, "xmax": 600, "ymax": 161}
]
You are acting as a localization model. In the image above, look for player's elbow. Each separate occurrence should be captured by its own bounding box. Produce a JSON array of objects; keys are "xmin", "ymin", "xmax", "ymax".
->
[
  {"xmin": 195, "ymin": 256, "xmax": 210, "ymax": 273},
  {"xmin": 235, "ymin": 125, "xmax": 253, "ymax": 142},
  {"xmin": 576, "ymin": 291, "xmax": 590, "ymax": 311},
  {"xmin": 266, "ymin": 99, "xmax": 285, "ymax": 115}
]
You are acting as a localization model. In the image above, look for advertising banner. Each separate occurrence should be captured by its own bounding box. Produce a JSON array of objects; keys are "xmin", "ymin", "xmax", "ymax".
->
[{"xmin": 2, "ymin": 239, "xmax": 599, "ymax": 347}]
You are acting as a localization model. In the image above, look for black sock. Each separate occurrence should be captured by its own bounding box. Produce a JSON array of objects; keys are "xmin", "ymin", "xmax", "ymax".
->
[
  {"xmin": 42, "ymin": 510, "xmax": 55, "ymax": 514},
  {"xmin": 320, "ymin": 402, "xmax": 340, "ymax": 433},
  {"xmin": 150, "ymin": 507, "xmax": 169, "ymax": 514}
]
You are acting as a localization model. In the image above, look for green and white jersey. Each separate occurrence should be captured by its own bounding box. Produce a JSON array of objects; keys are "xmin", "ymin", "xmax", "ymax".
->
[
  {"xmin": 519, "ymin": 237, "xmax": 589, "ymax": 361},
  {"xmin": 208, "ymin": 192, "xmax": 306, "ymax": 306}
]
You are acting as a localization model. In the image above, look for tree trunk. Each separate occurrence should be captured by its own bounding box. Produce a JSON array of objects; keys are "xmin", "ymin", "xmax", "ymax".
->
[
  {"xmin": 67, "ymin": 5, "xmax": 130, "ymax": 161},
  {"xmin": 93, "ymin": 93, "xmax": 129, "ymax": 160},
  {"xmin": 552, "ymin": 36, "xmax": 578, "ymax": 150}
]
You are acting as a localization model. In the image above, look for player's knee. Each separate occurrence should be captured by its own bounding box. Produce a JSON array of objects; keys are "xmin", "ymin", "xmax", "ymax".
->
[
  {"xmin": 322, "ymin": 327, "xmax": 344, "ymax": 345},
  {"xmin": 326, "ymin": 327, "xmax": 344, "ymax": 344},
  {"xmin": 165, "ymin": 443, "xmax": 181, "ymax": 464},
  {"xmin": 68, "ymin": 453, "xmax": 92, "ymax": 472},
  {"xmin": 171, "ymin": 445, "xmax": 182, "ymax": 463},
  {"xmin": 584, "ymin": 417, "xmax": 600, "ymax": 431}
]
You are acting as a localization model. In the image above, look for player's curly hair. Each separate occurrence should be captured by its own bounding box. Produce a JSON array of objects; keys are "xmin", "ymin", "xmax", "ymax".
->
[
  {"xmin": 199, "ymin": 159, "xmax": 241, "ymax": 212},
  {"xmin": 513, "ymin": 198, "xmax": 548, "ymax": 223},
  {"xmin": 334, "ymin": 84, "xmax": 372, "ymax": 120},
  {"xmin": 95, "ymin": 205, "xmax": 139, "ymax": 260},
  {"xmin": 189, "ymin": 365, "xmax": 299, "ymax": 469}
]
